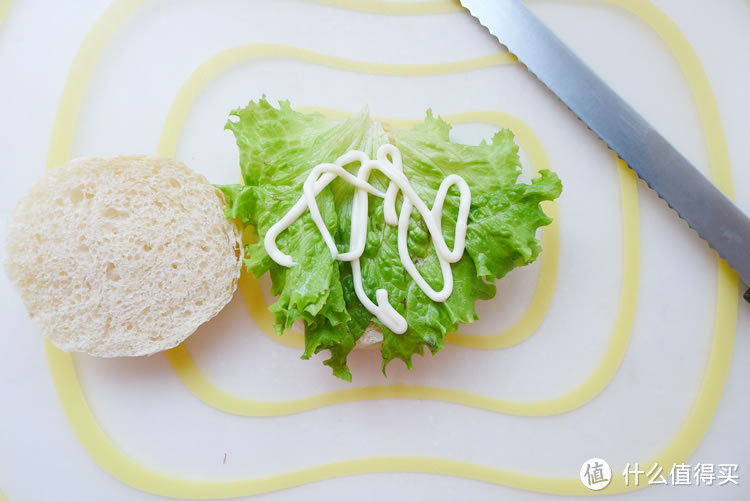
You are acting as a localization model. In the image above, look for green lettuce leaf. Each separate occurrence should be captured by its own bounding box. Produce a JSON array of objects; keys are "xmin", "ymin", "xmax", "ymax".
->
[{"xmin": 219, "ymin": 97, "xmax": 562, "ymax": 380}]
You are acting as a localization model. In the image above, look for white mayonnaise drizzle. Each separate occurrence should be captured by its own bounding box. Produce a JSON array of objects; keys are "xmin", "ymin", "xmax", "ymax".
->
[{"xmin": 264, "ymin": 144, "xmax": 470, "ymax": 334}]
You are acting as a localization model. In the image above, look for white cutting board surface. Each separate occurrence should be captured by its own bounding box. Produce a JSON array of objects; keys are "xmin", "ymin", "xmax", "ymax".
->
[{"xmin": 1, "ymin": 1, "xmax": 749, "ymax": 500}]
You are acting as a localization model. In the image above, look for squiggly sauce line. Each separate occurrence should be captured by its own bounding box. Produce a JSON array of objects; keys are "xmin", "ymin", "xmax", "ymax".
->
[
  {"xmin": 264, "ymin": 144, "xmax": 471, "ymax": 334},
  {"xmin": 263, "ymin": 107, "xmax": 561, "ymax": 350},
  {"xmin": 42, "ymin": 0, "xmax": 737, "ymax": 498}
]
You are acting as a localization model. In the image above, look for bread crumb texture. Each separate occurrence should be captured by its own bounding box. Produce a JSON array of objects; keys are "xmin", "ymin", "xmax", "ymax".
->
[
  {"xmin": 356, "ymin": 322, "xmax": 383, "ymax": 349},
  {"xmin": 5, "ymin": 156, "xmax": 242, "ymax": 357}
]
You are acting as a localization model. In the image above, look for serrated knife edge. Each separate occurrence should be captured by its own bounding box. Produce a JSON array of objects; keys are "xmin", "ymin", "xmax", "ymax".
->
[{"xmin": 459, "ymin": 0, "xmax": 750, "ymax": 299}]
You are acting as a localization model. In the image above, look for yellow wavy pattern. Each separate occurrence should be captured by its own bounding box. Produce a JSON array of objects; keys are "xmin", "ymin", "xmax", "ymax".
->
[
  {"xmin": 0, "ymin": 0, "xmax": 11, "ymax": 27},
  {"xmin": 168, "ymin": 155, "xmax": 634, "ymax": 417},
  {"xmin": 41, "ymin": 0, "xmax": 738, "ymax": 498},
  {"xmin": 163, "ymin": 89, "xmax": 635, "ymax": 418},
  {"xmin": 155, "ymin": 45, "xmax": 544, "ymax": 351},
  {"xmin": 154, "ymin": 43, "xmax": 638, "ymax": 418},
  {"xmin": 311, "ymin": 0, "xmax": 461, "ymax": 15}
]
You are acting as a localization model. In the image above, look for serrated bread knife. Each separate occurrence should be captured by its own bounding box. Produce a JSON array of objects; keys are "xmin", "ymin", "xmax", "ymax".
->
[{"xmin": 459, "ymin": 0, "xmax": 750, "ymax": 302}]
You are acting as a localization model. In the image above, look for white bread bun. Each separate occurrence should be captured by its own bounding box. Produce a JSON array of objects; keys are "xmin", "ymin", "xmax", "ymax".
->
[
  {"xmin": 5, "ymin": 156, "xmax": 242, "ymax": 357},
  {"xmin": 355, "ymin": 323, "xmax": 383, "ymax": 349}
]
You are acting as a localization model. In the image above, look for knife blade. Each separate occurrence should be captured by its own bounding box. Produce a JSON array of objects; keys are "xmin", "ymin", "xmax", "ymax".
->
[{"xmin": 459, "ymin": 0, "xmax": 750, "ymax": 301}]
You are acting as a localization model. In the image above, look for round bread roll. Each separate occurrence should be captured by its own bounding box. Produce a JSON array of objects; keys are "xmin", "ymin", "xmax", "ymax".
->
[{"xmin": 5, "ymin": 156, "xmax": 242, "ymax": 357}]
